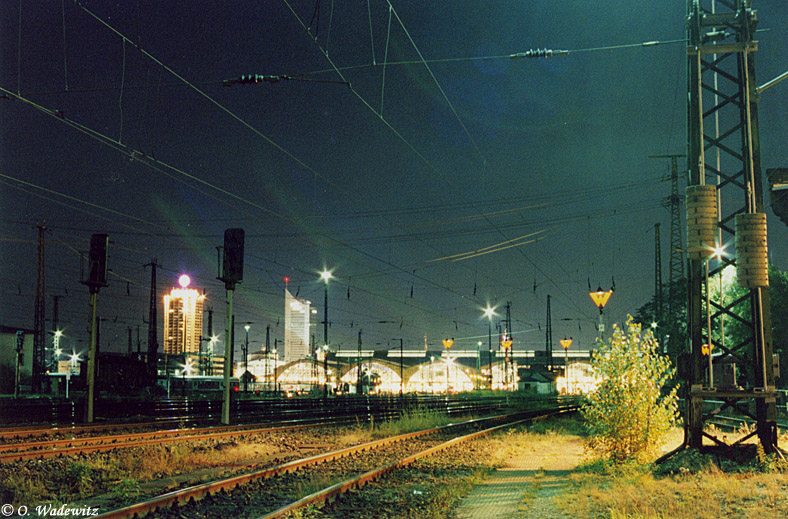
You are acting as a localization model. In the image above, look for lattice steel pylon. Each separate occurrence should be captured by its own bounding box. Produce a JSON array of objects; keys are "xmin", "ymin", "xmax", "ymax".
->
[
  {"xmin": 685, "ymin": 0, "xmax": 777, "ymax": 454},
  {"xmin": 32, "ymin": 222, "xmax": 46, "ymax": 393}
]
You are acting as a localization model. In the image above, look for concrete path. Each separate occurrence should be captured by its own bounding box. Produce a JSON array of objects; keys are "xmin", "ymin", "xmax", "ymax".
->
[{"xmin": 454, "ymin": 447, "xmax": 582, "ymax": 519}]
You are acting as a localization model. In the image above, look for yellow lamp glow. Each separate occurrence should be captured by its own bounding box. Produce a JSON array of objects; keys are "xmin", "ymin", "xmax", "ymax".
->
[{"xmin": 560, "ymin": 337, "xmax": 573, "ymax": 350}]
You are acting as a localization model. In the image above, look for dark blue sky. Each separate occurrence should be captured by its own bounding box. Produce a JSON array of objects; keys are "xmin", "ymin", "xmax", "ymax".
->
[{"xmin": 2, "ymin": 1, "xmax": 787, "ymax": 359}]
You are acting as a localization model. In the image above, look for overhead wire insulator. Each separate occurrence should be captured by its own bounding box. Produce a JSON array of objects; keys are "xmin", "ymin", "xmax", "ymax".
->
[
  {"xmin": 509, "ymin": 48, "xmax": 569, "ymax": 59},
  {"xmin": 223, "ymin": 74, "xmax": 289, "ymax": 87}
]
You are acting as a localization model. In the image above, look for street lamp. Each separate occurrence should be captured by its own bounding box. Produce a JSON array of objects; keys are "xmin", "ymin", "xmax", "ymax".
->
[
  {"xmin": 476, "ymin": 341, "xmax": 482, "ymax": 390},
  {"xmin": 322, "ymin": 344, "xmax": 330, "ymax": 397},
  {"xmin": 320, "ymin": 269, "xmax": 332, "ymax": 398},
  {"xmin": 589, "ymin": 287, "xmax": 613, "ymax": 341},
  {"xmin": 52, "ymin": 330, "xmax": 63, "ymax": 371},
  {"xmin": 501, "ymin": 335, "xmax": 513, "ymax": 390},
  {"xmin": 702, "ymin": 244, "xmax": 727, "ymax": 388},
  {"xmin": 208, "ymin": 335, "xmax": 219, "ymax": 376},
  {"xmin": 483, "ymin": 306, "xmax": 497, "ymax": 389},
  {"xmin": 442, "ymin": 338, "xmax": 454, "ymax": 394},
  {"xmin": 243, "ymin": 324, "xmax": 251, "ymax": 392},
  {"xmin": 560, "ymin": 337, "xmax": 573, "ymax": 394}
]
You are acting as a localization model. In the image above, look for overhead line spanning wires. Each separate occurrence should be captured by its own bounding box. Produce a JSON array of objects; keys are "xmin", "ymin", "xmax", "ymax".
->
[
  {"xmin": 0, "ymin": 96, "xmax": 479, "ymax": 336},
  {"xmin": 384, "ymin": 0, "xmax": 486, "ymax": 168},
  {"xmin": 65, "ymin": 1, "xmax": 524, "ymax": 313},
  {"xmin": 0, "ymin": 87, "xmax": 283, "ymax": 225},
  {"xmin": 70, "ymin": 0, "xmax": 344, "ymax": 196},
  {"xmin": 289, "ymin": 38, "xmax": 688, "ymax": 78},
  {"xmin": 0, "ymin": 91, "xmax": 474, "ymax": 332},
  {"xmin": 280, "ymin": 0, "xmax": 590, "ymax": 319},
  {"xmin": 428, "ymin": 230, "xmax": 546, "ymax": 262}
]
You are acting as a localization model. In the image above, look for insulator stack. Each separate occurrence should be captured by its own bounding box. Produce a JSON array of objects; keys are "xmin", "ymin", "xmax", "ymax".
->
[
  {"xmin": 735, "ymin": 213, "xmax": 769, "ymax": 288},
  {"xmin": 685, "ymin": 185, "xmax": 718, "ymax": 260}
]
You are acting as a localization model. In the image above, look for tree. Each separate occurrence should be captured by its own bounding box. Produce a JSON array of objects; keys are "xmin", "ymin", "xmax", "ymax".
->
[
  {"xmin": 636, "ymin": 264, "xmax": 788, "ymax": 388},
  {"xmin": 582, "ymin": 316, "xmax": 679, "ymax": 463}
]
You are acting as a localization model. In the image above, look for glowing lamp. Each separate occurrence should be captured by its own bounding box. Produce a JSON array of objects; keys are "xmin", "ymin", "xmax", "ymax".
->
[
  {"xmin": 442, "ymin": 338, "xmax": 454, "ymax": 349},
  {"xmin": 560, "ymin": 337, "xmax": 573, "ymax": 350},
  {"xmin": 501, "ymin": 338, "xmax": 513, "ymax": 350},
  {"xmin": 178, "ymin": 274, "xmax": 191, "ymax": 288},
  {"xmin": 589, "ymin": 287, "xmax": 612, "ymax": 310}
]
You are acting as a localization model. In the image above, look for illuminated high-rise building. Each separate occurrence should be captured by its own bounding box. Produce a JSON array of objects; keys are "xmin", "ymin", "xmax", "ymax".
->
[
  {"xmin": 284, "ymin": 288, "xmax": 310, "ymax": 363},
  {"xmin": 163, "ymin": 275, "xmax": 205, "ymax": 355}
]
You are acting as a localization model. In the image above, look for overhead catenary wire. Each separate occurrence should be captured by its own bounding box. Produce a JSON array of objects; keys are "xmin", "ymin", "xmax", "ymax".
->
[
  {"xmin": 385, "ymin": 0, "xmax": 486, "ymax": 168},
  {"xmin": 287, "ymin": 38, "xmax": 689, "ymax": 78},
  {"xmin": 2, "ymin": 2, "xmax": 690, "ymax": 347},
  {"xmin": 64, "ymin": 0, "xmax": 526, "ymax": 313},
  {"xmin": 0, "ymin": 88, "xmax": 493, "ymax": 336},
  {"xmin": 280, "ymin": 0, "xmax": 591, "ymax": 319}
]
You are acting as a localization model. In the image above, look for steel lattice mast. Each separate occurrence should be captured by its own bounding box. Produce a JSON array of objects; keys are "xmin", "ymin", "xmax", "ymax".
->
[{"xmin": 685, "ymin": 0, "xmax": 777, "ymax": 453}]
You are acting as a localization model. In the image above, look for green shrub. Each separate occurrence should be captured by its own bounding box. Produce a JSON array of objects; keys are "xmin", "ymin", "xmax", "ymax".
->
[{"xmin": 582, "ymin": 316, "xmax": 679, "ymax": 463}]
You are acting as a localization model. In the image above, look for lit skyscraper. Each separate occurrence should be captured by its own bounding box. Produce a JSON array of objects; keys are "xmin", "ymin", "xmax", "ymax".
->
[
  {"xmin": 163, "ymin": 275, "xmax": 205, "ymax": 355},
  {"xmin": 284, "ymin": 288, "xmax": 310, "ymax": 363}
]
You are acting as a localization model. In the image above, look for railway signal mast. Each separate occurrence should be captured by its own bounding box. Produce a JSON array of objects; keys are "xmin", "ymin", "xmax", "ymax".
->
[
  {"xmin": 684, "ymin": 0, "xmax": 777, "ymax": 454},
  {"xmin": 218, "ymin": 229, "xmax": 244, "ymax": 425}
]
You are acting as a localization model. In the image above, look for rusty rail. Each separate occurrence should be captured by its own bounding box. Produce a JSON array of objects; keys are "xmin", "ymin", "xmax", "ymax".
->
[{"xmin": 93, "ymin": 406, "xmax": 577, "ymax": 519}]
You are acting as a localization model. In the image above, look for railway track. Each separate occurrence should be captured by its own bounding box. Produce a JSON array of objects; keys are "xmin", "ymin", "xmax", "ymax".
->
[
  {"xmin": 0, "ymin": 399, "xmax": 538, "ymax": 462},
  {"xmin": 0, "ymin": 422, "xmax": 325, "ymax": 463},
  {"xmin": 92, "ymin": 405, "xmax": 577, "ymax": 519}
]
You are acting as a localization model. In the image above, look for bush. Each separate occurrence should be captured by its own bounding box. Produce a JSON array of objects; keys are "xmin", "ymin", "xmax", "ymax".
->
[{"xmin": 582, "ymin": 316, "xmax": 679, "ymax": 463}]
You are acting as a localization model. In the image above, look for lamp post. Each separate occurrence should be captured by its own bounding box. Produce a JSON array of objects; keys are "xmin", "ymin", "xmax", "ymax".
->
[
  {"xmin": 589, "ymin": 287, "xmax": 613, "ymax": 342},
  {"xmin": 243, "ymin": 324, "xmax": 251, "ymax": 392},
  {"xmin": 476, "ymin": 341, "xmax": 482, "ymax": 390},
  {"xmin": 320, "ymin": 270, "xmax": 332, "ymax": 398},
  {"xmin": 560, "ymin": 337, "xmax": 573, "ymax": 394},
  {"xmin": 52, "ymin": 330, "xmax": 63, "ymax": 371},
  {"xmin": 66, "ymin": 350, "xmax": 81, "ymax": 400},
  {"xmin": 322, "ymin": 344, "xmax": 330, "ymax": 397},
  {"xmin": 442, "ymin": 338, "xmax": 454, "ymax": 394},
  {"xmin": 702, "ymin": 244, "xmax": 726, "ymax": 388},
  {"xmin": 483, "ymin": 306, "xmax": 496, "ymax": 389},
  {"xmin": 399, "ymin": 338, "xmax": 404, "ymax": 396},
  {"xmin": 501, "ymin": 335, "xmax": 512, "ymax": 391},
  {"xmin": 430, "ymin": 355, "xmax": 435, "ymax": 393}
]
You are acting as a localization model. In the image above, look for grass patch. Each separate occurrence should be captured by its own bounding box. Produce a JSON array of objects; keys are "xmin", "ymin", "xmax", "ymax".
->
[{"xmin": 372, "ymin": 408, "xmax": 462, "ymax": 438}]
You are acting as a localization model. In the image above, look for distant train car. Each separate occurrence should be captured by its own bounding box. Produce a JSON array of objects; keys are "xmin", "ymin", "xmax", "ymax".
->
[
  {"xmin": 164, "ymin": 375, "xmax": 240, "ymax": 396},
  {"xmin": 96, "ymin": 353, "xmax": 150, "ymax": 394}
]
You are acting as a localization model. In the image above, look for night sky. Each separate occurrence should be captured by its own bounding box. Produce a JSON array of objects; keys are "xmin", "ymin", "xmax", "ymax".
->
[{"xmin": 2, "ymin": 1, "xmax": 787, "ymax": 361}]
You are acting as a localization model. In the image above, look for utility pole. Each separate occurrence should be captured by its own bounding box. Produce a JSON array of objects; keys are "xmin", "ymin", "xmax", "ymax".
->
[
  {"xmin": 650, "ymin": 154, "xmax": 685, "ymax": 326},
  {"xmin": 205, "ymin": 307, "xmax": 214, "ymax": 375},
  {"xmin": 51, "ymin": 294, "xmax": 62, "ymax": 370},
  {"xmin": 356, "ymin": 329, "xmax": 362, "ymax": 394},
  {"xmin": 144, "ymin": 259, "xmax": 160, "ymax": 381},
  {"xmin": 545, "ymin": 295, "xmax": 552, "ymax": 371},
  {"xmin": 33, "ymin": 222, "xmax": 46, "ymax": 393},
  {"xmin": 684, "ymin": 0, "xmax": 776, "ymax": 455},
  {"xmin": 399, "ymin": 338, "xmax": 404, "ymax": 395},
  {"xmin": 504, "ymin": 302, "xmax": 512, "ymax": 390},
  {"xmin": 265, "ymin": 324, "xmax": 270, "ymax": 392}
]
